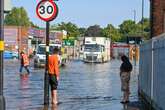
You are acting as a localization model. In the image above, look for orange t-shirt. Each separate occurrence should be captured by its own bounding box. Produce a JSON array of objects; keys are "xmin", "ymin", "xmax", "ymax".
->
[{"xmin": 48, "ymin": 54, "xmax": 60, "ymax": 77}]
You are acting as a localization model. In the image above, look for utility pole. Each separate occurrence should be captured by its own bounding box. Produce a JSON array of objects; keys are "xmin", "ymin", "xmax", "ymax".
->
[
  {"xmin": 44, "ymin": 21, "xmax": 50, "ymax": 105},
  {"xmin": 133, "ymin": 10, "xmax": 136, "ymax": 23},
  {"xmin": 0, "ymin": 0, "xmax": 6, "ymax": 109},
  {"xmin": 142, "ymin": 0, "xmax": 144, "ymax": 37}
]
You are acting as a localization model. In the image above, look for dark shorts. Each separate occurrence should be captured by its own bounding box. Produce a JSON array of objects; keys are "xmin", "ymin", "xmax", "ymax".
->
[{"xmin": 49, "ymin": 74, "xmax": 58, "ymax": 90}]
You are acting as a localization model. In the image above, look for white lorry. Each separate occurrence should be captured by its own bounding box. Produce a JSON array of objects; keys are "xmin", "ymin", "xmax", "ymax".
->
[
  {"xmin": 83, "ymin": 37, "xmax": 111, "ymax": 63},
  {"xmin": 34, "ymin": 44, "xmax": 62, "ymax": 68}
]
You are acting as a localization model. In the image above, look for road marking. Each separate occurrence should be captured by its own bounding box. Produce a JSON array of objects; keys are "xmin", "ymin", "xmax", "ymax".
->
[{"xmin": 0, "ymin": 41, "xmax": 4, "ymax": 51}]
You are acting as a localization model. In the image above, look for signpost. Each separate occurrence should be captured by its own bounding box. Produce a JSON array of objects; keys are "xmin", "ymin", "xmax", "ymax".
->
[
  {"xmin": 0, "ymin": 0, "xmax": 5, "ymax": 110},
  {"xmin": 36, "ymin": 0, "xmax": 58, "ymax": 105}
]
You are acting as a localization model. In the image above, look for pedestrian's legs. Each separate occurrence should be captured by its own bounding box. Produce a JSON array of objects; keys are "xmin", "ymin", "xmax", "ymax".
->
[
  {"xmin": 19, "ymin": 65, "xmax": 23, "ymax": 74},
  {"xmin": 123, "ymin": 91, "xmax": 126, "ymax": 102},
  {"xmin": 125, "ymin": 91, "xmax": 130, "ymax": 101},
  {"xmin": 25, "ymin": 66, "xmax": 30, "ymax": 74},
  {"xmin": 51, "ymin": 90, "xmax": 58, "ymax": 105}
]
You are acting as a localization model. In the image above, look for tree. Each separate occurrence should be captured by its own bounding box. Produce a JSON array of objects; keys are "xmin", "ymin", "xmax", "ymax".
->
[
  {"xmin": 102, "ymin": 24, "xmax": 121, "ymax": 42},
  {"xmin": 51, "ymin": 22, "xmax": 80, "ymax": 39},
  {"xmin": 119, "ymin": 20, "xmax": 140, "ymax": 41},
  {"xmin": 79, "ymin": 27, "xmax": 86, "ymax": 37},
  {"xmin": 138, "ymin": 18, "xmax": 150, "ymax": 40},
  {"xmin": 85, "ymin": 25, "xmax": 103, "ymax": 37},
  {"xmin": 30, "ymin": 22, "xmax": 39, "ymax": 28},
  {"xmin": 5, "ymin": 7, "xmax": 31, "ymax": 27}
]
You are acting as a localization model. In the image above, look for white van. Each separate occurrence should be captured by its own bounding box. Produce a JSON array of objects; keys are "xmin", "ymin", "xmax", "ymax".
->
[{"xmin": 34, "ymin": 44, "xmax": 61, "ymax": 68}]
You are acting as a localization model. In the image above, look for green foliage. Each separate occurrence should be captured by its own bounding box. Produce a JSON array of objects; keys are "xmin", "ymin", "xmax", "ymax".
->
[
  {"xmin": 30, "ymin": 22, "xmax": 39, "ymax": 28},
  {"xmin": 119, "ymin": 19, "xmax": 150, "ymax": 41},
  {"xmin": 138, "ymin": 18, "xmax": 150, "ymax": 40},
  {"xmin": 51, "ymin": 22, "xmax": 80, "ymax": 39},
  {"xmin": 85, "ymin": 25, "xmax": 103, "ymax": 37},
  {"xmin": 50, "ymin": 19, "xmax": 150, "ymax": 42},
  {"xmin": 102, "ymin": 24, "xmax": 121, "ymax": 42},
  {"xmin": 79, "ymin": 28, "xmax": 86, "ymax": 37},
  {"xmin": 4, "ymin": 7, "xmax": 31, "ymax": 27},
  {"xmin": 119, "ymin": 20, "xmax": 139, "ymax": 41}
]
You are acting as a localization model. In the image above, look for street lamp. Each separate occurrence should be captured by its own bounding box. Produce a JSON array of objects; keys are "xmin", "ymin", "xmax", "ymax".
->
[{"xmin": 0, "ymin": 0, "xmax": 6, "ymax": 110}]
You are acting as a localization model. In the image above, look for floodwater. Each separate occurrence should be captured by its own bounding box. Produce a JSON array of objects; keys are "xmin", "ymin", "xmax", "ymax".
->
[{"xmin": 4, "ymin": 59, "xmax": 145, "ymax": 110}]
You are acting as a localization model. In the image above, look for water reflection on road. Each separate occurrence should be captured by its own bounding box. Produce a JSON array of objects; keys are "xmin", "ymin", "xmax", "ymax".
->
[{"xmin": 4, "ymin": 59, "xmax": 143, "ymax": 110}]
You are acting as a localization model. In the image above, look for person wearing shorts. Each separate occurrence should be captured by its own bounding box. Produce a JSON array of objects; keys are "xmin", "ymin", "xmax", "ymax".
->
[
  {"xmin": 48, "ymin": 48, "xmax": 60, "ymax": 105},
  {"xmin": 120, "ymin": 55, "xmax": 132, "ymax": 104}
]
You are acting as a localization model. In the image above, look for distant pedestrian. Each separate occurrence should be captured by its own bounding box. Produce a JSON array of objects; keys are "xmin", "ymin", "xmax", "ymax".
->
[
  {"xmin": 48, "ymin": 48, "xmax": 60, "ymax": 105},
  {"xmin": 120, "ymin": 55, "xmax": 132, "ymax": 104},
  {"xmin": 19, "ymin": 51, "xmax": 30, "ymax": 75}
]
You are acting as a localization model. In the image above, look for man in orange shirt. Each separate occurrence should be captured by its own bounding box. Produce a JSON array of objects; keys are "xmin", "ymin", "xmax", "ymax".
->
[{"xmin": 48, "ymin": 48, "xmax": 60, "ymax": 105}]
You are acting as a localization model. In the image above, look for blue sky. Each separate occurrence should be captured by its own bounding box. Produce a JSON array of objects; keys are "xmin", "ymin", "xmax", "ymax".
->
[{"xmin": 12, "ymin": 0, "xmax": 150, "ymax": 28}]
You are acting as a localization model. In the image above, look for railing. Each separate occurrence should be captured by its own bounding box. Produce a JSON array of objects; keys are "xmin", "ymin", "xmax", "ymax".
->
[{"xmin": 139, "ymin": 33, "xmax": 165, "ymax": 110}]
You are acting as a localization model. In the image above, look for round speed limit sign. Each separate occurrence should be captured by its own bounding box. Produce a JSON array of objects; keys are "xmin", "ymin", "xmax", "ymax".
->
[{"xmin": 36, "ymin": 0, "xmax": 58, "ymax": 22}]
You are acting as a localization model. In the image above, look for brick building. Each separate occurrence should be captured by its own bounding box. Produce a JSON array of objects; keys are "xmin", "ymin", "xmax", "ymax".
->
[
  {"xmin": 150, "ymin": 0, "xmax": 165, "ymax": 37},
  {"xmin": 4, "ymin": 26, "xmax": 29, "ymax": 52}
]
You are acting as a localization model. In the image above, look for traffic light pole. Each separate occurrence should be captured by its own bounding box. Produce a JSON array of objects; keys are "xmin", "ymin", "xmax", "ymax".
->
[
  {"xmin": 44, "ymin": 21, "xmax": 50, "ymax": 105},
  {"xmin": 0, "ymin": 0, "xmax": 6, "ymax": 109}
]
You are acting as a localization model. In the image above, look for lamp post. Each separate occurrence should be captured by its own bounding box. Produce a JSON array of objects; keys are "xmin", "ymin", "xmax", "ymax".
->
[{"xmin": 0, "ymin": 0, "xmax": 6, "ymax": 110}]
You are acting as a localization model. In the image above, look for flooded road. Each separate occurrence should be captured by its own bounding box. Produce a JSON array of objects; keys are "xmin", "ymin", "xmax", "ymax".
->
[{"xmin": 4, "ymin": 59, "xmax": 144, "ymax": 110}]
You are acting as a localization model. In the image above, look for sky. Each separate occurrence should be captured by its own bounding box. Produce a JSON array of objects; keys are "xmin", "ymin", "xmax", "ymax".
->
[{"xmin": 11, "ymin": 0, "xmax": 150, "ymax": 28}]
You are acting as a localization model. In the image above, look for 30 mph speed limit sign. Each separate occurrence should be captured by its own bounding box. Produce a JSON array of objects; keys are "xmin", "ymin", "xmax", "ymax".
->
[{"xmin": 36, "ymin": 0, "xmax": 58, "ymax": 22}]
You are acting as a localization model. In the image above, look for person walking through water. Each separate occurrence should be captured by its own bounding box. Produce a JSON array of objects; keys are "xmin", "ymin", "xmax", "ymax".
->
[
  {"xmin": 120, "ymin": 55, "xmax": 132, "ymax": 104},
  {"xmin": 20, "ymin": 51, "xmax": 30, "ymax": 75},
  {"xmin": 48, "ymin": 48, "xmax": 61, "ymax": 105}
]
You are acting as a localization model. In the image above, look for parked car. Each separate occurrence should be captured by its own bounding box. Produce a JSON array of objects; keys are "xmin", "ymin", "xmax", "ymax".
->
[{"xmin": 4, "ymin": 51, "xmax": 18, "ymax": 59}]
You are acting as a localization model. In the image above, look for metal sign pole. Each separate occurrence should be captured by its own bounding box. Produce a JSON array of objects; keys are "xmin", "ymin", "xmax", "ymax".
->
[
  {"xmin": 44, "ymin": 21, "xmax": 50, "ymax": 105},
  {"xmin": 0, "ymin": 0, "xmax": 6, "ymax": 109},
  {"xmin": 36, "ymin": 0, "xmax": 58, "ymax": 106}
]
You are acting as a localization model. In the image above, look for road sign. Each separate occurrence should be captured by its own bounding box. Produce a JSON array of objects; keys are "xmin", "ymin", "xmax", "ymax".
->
[
  {"xmin": 36, "ymin": 0, "xmax": 58, "ymax": 22},
  {"xmin": 63, "ymin": 39, "xmax": 75, "ymax": 46},
  {"xmin": 36, "ymin": 0, "xmax": 59, "ymax": 106}
]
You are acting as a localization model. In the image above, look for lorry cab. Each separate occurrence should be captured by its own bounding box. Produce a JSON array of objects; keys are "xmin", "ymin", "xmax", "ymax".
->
[
  {"xmin": 83, "ymin": 44, "xmax": 105, "ymax": 63},
  {"xmin": 82, "ymin": 37, "xmax": 110, "ymax": 63}
]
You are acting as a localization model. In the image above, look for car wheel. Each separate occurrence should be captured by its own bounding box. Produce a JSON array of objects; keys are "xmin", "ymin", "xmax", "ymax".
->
[{"xmin": 12, "ymin": 57, "xmax": 17, "ymax": 60}]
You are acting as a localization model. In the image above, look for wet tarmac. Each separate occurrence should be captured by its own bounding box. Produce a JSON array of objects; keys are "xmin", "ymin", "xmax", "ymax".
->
[{"xmin": 4, "ymin": 59, "xmax": 146, "ymax": 110}]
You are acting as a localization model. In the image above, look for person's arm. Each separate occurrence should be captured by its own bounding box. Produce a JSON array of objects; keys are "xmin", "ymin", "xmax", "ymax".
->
[
  {"xmin": 54, "ymin": 58, "xmax": 60, "ymax": 81},
  {"xmin": 120, "ymin": 64, "xmax": 124, "ymax": 76},
  {"xmin": 55, "ymin": 65, "xmax": 60, "ymax": 81}
]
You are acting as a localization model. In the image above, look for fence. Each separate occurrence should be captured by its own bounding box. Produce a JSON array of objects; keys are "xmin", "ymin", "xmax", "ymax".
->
[{"xmin": 139, "ymin": 33, "xmax": 165, "ymax": 110}]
